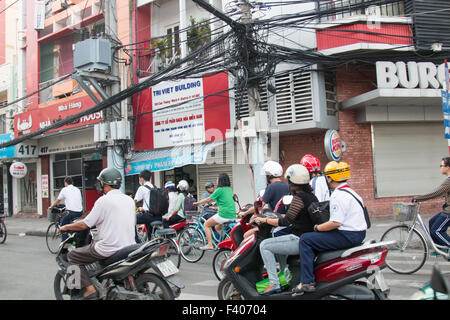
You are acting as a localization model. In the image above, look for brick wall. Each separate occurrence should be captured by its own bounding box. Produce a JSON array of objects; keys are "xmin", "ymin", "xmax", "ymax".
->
[
  {"xmin": 278, "ymin": 64, "xmax": 443, "ymax": 218},
  {"xmin": 336, "ymin": 65, "xmax": 442, "ymax": 217}
]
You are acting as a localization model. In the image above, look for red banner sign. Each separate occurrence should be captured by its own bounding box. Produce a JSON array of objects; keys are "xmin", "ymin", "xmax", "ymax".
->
[{"xmin": 14, "ymin": 93, "xmax": 102, "ymax": 137}]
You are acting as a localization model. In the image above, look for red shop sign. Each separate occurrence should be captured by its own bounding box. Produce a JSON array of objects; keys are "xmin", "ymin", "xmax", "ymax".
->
[{"xmin": 14, "ymin": 93, "xmax": 103, "ymax": 137}]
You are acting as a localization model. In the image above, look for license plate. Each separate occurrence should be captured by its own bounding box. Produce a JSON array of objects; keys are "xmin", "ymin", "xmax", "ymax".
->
[{"xmin": 157, "ymin": 260, "xmax": 179, "ymax": 277}]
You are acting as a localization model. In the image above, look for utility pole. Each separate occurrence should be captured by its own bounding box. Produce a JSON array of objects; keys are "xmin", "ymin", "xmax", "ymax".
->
[
  {"xmin": 104, "ymin": 0, "xmax": 125, "ymax": 193},
  {"xmin": 239, "ymin": 0, "xmax": 267, "ymax": 196}
]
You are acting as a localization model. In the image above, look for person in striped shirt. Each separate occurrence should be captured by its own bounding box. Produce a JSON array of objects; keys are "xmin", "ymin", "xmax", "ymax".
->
[{"xmin": 413, "ymin": 157, "xmax": 450, "ymax": 249}]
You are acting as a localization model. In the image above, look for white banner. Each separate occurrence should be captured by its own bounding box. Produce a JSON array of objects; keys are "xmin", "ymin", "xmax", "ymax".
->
[{"xmin": 152, "ymin": 78, "xmax": 205, "ymax": 149}]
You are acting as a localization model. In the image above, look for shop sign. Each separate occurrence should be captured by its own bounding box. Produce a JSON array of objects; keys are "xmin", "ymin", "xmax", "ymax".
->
[
  {"xmin": 9, "ymin": 162, "xmax": 27, "ymax": 178},
  {"xmin": 0, "ymin": 133, "xmax": 15, "ymax": 159},
  {"xmin": 324, "ymin": 129, "xmax": 343, "ymax": 161},
  {"xmin": 42, "ymin": 174, "xmax": 49, "ymax": 198},
  {"xmin": 133, "ymin": 72, "xmax": 231, "ymax": 151},
  {"xmin": 15, "ymin": 142, "xmax": 38, "ymax": 158},
  {"xmin": 442, "ymin": 91, "xmax": 450, "ymax": 139},
  {"xmin": 376, "ymin": 61, "xmax": 448, "ymax": 89},
  {"xmin": 14, "ymin": 94, "xmax": 102, "ymax": 137},
  {"xmin": 38, "ymin": 129, "xmax": 95, "ymax": 155}
]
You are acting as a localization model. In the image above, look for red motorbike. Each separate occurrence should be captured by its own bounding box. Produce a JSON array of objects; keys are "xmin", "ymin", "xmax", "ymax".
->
[
  {"xmin": 217, "ymin": 209, "xmax": 394, "ymax": 300},
  {"xmin": 212, "ymin": 193, "xmax": 265, "ymax": 280}
]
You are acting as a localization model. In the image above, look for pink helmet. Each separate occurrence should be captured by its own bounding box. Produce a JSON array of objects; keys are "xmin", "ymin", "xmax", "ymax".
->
[{"xmin": 300, "ymin": 154, "xmax": 321, "ymax": 173}]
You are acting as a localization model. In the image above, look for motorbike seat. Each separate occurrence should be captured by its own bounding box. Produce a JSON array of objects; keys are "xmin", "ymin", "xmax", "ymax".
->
[
  {"xmin": 315, "ymin": 249, "xmax": 348, "ymax": 265},
  {"xmin": 155, "ymin": 228, "xmax": 177, "ymax": 237},
  {"xmin": 100, "ymin": 244, "xmax": 142, "ymax": 266},
  {"xmin": 151, "ymin": 221, "xmax": 163, "ymax": 228}
]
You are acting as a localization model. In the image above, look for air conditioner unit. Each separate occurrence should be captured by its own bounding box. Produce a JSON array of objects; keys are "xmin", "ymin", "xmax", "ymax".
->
[{"xmin": 74, "ymin": 38, "xmax": 112, "ymax": 73}]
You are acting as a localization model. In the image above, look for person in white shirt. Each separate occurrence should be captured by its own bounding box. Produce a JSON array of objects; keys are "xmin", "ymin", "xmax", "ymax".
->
[
  {"xmin": 293, "ymin": 161, "xmax": 367, "ymax": 296},
  {"xmin": 300, "ymin": 154, "xmax": 330, "ymax": 202},
  {"xmin": 134, "ymin": 169, "xmax": 161, "ymax": 240},
  {"xmin": 60, "ymin": 167, "xmax": 136, "ymax": 300},
  {"xmin": 49, "ymin": 177, "xmax": 83, "ymax": 241},
  {"xmin": 162, "ymin": 181, "xmax": 178, "ymax": 220}
]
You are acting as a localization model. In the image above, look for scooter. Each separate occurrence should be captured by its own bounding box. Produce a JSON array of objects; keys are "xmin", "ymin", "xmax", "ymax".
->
[
  {"xmin": 217, "ymin": 210, "xmax": 393, "ymax": 300},
  {"xmin": 410, "ymin": 264, "xmax": 449, "ymax": 300},
  {"xmin": 54, "ymin": 229, "xmax": 184, "ymax": 300}
]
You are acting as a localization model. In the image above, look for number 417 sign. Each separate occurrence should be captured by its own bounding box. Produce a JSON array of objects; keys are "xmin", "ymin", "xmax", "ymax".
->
[{"xmin": 15, "ymin": 142, "xmax": 38, "ymax": 158}]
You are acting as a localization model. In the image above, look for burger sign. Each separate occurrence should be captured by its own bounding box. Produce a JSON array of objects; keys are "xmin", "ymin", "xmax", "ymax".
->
[{"xmin": 10, "ymin": 162, "xmax": 27, "ymax": 179}]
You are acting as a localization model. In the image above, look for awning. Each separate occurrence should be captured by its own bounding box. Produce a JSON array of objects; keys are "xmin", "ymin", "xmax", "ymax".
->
[
  {"xmin": 125, "ymin": 141, "xmax": 224, "ymax": 175},
  {"xmin": 341, "ymin": 88, "xmax": 442, "ymax": 109}
]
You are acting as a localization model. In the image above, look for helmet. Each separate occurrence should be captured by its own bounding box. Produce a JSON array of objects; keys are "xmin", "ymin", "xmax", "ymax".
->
[
  {"xmin": 205, "ymin": 181, "xmax": 214, "ymax": 188},
  {"xmin": 97, "ymin": 168, "xmax": 122, "ymax": 187},
  {"xmin": 324, "ymin": 161, "xmax": 350, "ymax": 182},
  {"xmin": 300, "ymin": 154, "xmax": 321, "ymax": 173},
  {"xmin": 165, "ymin": 181, "xmax": 175, "ymax": 189},
  {"xmin": 177, "ymin": 180, "xmax": 189, "ymax": 191},
  {"xmin": 263, "ymin": 160, "xmax": 283, "ymax": 178},
  {"xmin": 284, "ymin": 164, "xmax": 310, "ymax": 184}
]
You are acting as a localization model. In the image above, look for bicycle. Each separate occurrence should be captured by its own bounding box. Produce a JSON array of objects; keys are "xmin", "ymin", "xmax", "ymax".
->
[
  {"xmin": 177, "ymin": 214, "xmax": 236, "ymax": 263},
  {"xmin": 46, "ymin": 206, "xmax": 67, "ymax": 254},
  {"xmin": 380, "ymin": 202, "xmax": 450, "ymax": 274},
  {"xmin": 0, "ymin": 214, "xmax": 7, "ymax": 244}
]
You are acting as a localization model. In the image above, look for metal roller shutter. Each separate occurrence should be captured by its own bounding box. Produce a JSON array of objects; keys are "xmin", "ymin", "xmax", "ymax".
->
[
  {"xmin": 372, "ymin": 123, "xmax": 447, "ymax": 197},
  {"xmin": 197, "ymin": 164, "xmax": 233, "ymax": 199}
]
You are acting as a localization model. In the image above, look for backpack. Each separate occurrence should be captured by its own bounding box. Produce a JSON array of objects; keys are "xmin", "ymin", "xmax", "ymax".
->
[
  {"xmin": 307, "ymin": 189, "xmax": 371, "ymax": 229},
  {"xmin": 184, "ymin": 194, "xmax": 197, "ymax": 213},
  {"xmin": 144, "ymin": 185, "xmax": 169, "ymax": 217}
]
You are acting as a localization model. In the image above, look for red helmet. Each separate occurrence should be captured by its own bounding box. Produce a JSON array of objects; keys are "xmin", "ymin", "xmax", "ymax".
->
[{"xmin": 300, "ymin": 154, "xmax": 321, "ymax": 173}]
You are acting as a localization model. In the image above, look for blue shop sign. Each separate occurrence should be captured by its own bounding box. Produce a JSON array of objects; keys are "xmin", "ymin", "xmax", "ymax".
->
[{"xmin": 0, "ymin": 133, "xmax": 15, "ymax": 159}]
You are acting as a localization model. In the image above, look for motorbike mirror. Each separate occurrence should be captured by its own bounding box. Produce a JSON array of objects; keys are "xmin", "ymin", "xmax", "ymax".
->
[
  {"xmin": 233, "ymin": 194, "xmax": 241, "ymax": 210},
  {"xmin": 430, "ymin": 264, "xmax": 449, "ymax": 296},
  {"xmin": 282, "ymin": 195, "xmax": 293, "ymax": 205}
]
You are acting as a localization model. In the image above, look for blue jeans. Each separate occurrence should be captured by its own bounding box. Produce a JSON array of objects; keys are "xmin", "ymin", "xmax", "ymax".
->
[
  {"xmin": 60, "ymin": 210, "xmax": 83, "ymax": 241},
  {"xmin": 136, "ymin": 212, "xmax": 162, "ymax": 241},
  {"xmin": 260, "ymin": 234, "xmax": 300, "ymax": 287},
  {"xmin": 298, "ymin": 229, "xmax": 365, "ymax": 284},
  {"xmin": 429, "ymin": 212, "xmax": 450, "ymax": 247}
]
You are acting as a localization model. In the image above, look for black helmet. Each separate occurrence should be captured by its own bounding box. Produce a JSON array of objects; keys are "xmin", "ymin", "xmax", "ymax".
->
[{"xmin": 97, "ymin": 168, "xmax": 122, "ymax": 188}]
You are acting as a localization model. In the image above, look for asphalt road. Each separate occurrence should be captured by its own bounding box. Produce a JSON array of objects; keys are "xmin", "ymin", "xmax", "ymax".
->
[{"xmin": 0, "ymin": 231, "xmax": 448, "ymax": 300}]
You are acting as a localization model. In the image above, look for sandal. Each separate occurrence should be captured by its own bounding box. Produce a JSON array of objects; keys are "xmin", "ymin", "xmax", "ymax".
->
[
  {"xmin": 200, "ymin": 245, "xmax": 214, "ymax": 251},
  {"xmin": 292, "ymin": 283, "xmax": 316, "ymax": 296}
]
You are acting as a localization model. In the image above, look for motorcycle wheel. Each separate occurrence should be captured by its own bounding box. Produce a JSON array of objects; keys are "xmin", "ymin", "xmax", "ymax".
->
[
  {"xmin": 217, "ymin": 277, "xmax": 244, "ymax": 300},
  {"xmin": 135, "ymin": 273, "xmax": 175, "ymax": 300},
  {"xmin": 213, "ymin": 248, "xmax": 232, "ymax": 281},
  {"xmin": 54, "ymin": 272, "xmax": 75, "ymax": 300}
]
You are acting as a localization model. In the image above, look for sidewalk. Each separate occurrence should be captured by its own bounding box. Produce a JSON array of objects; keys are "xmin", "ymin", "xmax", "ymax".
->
[{"xmin": 3, "ymin": 212, "xmax": 434, "ymax": 240}]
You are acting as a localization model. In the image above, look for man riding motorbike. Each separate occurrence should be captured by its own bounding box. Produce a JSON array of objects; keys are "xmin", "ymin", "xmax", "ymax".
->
[{"xmin": 59, "ymin": 168, "xmax": 136, "ymax": 300}]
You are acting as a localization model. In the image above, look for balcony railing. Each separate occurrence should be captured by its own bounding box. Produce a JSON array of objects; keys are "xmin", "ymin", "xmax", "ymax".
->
[{"xmin": 316, "ymin": 0, "xmax": 405, "ymax": 22}]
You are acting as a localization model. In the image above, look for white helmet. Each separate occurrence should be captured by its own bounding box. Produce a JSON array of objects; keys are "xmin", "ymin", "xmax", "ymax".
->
[
  {"xmin": 177, "ymin": 180, "xmax": 189, "ymax": 191},
  {"xmin": 263, "ymin": 160, "xmax": 283, "ymax": 178},
  {"xmin": 284, "ymin": 164, "xmax": 310, "ymax": 184}
]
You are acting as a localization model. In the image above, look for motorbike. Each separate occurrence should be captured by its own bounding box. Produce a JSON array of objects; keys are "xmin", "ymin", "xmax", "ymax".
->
[
  {"xmin": 410, "ymin": 264, "xmax": 449, "ymax": 300},
  {"xmin": 212, "ymin": 192, "xmax": 282, "ymax": 280},
  {"xmin": 212, "ymin": 201, "xmax": 253, "ymax": 280},
  {"xmin": 54, "ymin": 229, "xmax": 184, "ymax": 300},
  {"xmin": 217, "ymin": 210, "xmax": 393, "ymax": 300}
]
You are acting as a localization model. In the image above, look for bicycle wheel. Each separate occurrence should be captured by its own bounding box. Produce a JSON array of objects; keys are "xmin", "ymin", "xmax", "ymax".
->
[
  {"xmin": 46, "ymin": 223, "xmax": 62, "ymax": 254},
  {"xmin": 213, "ymin": 248, "xmax": 232, "ymax": 281},
  {"xmin": 0, "ymin": 220, "xmax": 6, "ymax": 244},
  {"xmin": 178, "ymin": 227, "xmax": 205, "ymax": 263},
  {"xmin": 167, "ymin": 238, "xmax": 181, "ymax": 268},
  {"xmin": 380, "ymin": 225, "xmax": 427, "ymax": 274}
]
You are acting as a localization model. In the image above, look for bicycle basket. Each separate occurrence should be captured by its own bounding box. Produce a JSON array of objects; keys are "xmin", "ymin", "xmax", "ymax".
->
[
  {"xmin": 392, "ymin": 202, "xmax": 417, "ymax": 221},
  {"xmin": 48, "ymin": 209, "xmax": 57, "ymax": 223}
]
